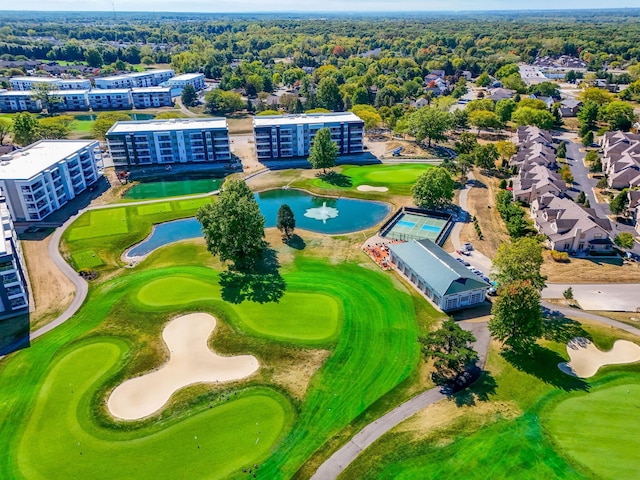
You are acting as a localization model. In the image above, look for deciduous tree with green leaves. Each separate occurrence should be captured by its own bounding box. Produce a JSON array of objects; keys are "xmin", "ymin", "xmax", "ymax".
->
[
  {"xmin": 420, "ymin": 319, "xmax": 478, "ymax": 386},
  {"xmin": 412, "ymin": 167, "xmax": 455, "ymax": 209},
  {"xmin": 614, "ymin": 232, "xmax": 635, "ymax": 249},
  {"xmin": 609, "ymin": 190, "xmax": 629, "ymax": 215},
  {"xmin": 12, "ymin": 112, "xmax": 39, "ymax": 146},
  {"xmin": 469, "ymin": 110, "xmax": 502, "ymax": 136},
  {"xmin": 473, "ymin": 143, "xmax": 499, "ymax": 170},
  {"xmin": 91, "ymin": 112, "xmax": 132, "ymax": 139},
  {"xmin": 407, "ymin": 107, "xmax": 453, "ymax": 147},
  {"xmin": 308, "ymin": 127, "xmax": 338, "ymax": 173},
  {"xmin": 492, "ymin": 237, "xmax": 546, "ymax": 290},
  {"xmin": 196, "ymin": 178, "xmax": 266, "ymax": 272},
  {"xmin": 0, "ymin": 118, "xmax": 11, "ymax": 145},
  {"xmin": 276, "ymin": 204, "xmax": 296, "ymax": 240},
  {"xmin": 181, "ymin": 84, "xmax": 198, "ymax": 107}
]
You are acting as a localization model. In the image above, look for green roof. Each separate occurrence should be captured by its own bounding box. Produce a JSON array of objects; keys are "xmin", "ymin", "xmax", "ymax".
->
[{"xmin": 389, "ymin": 239, "xmax": 489, "ymax": 297}]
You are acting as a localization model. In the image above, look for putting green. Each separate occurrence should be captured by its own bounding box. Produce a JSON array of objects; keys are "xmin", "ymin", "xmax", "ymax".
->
[
  {"xmin": 544, "ymin": 383, "xmax": 640, "ymax": 479},
  {"xmin": 66, "ymin": 208, "xmax": 129, "ymax": 241},
  {"xmin": 17, "ymin": 340, "xmax": 291, "ymax": 480},
  {"xmin": 136, "ymin": 276, "xmax": 340, "ymax": 343},
  {"xmin": 344, "ymin": 164, "xmax": 433, "ymax": 185},
  {"xmin": 137, "ymin": 276, "xmax": 219, "ymax": 306},
  {"xmin": 71, "ymin": 250, "xmax": 105, "ymax": 269}
]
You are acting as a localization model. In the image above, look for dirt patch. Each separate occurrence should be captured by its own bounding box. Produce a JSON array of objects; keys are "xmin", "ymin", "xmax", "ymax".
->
[
  {"xmin": 272, "ymin": 349, "xmax": 331, "ymax": 400},
  {"xmin": 91, "ymin": 167, "xmax": 134, "ymax": 206},
  {"xmin": 22, "ymin": 237, "xmax": 75, "ymax": 331},
  {"xmin": 541, "ymin": 252, "xmax": 640, "ymax": 284},
  {"xmin": 227, "ymin": 116, "xmax": 254, "ymax": 134}
]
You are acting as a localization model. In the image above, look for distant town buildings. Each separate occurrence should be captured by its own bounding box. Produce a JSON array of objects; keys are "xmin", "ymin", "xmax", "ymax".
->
[
  {"xmin": 9, "ymin": 76, "xmax": 91, "ymax": 91},
  {"xmin": 253, "ymin": 112, "xmax": 364, "ymax": 160},
  {"xmin": 105, "ymin": 118, "xmax": 231, "ymax": 166},
  {"xmin": 0, "ymin": 140, "xmax": 101, "ymax": 222},
  {"xmin": 166, "ymin": 73, "xmax": 206, "ymax": 91},
  {"xmin": 0, "ymin": 198, "xmax": 29, "ymax": 318}
]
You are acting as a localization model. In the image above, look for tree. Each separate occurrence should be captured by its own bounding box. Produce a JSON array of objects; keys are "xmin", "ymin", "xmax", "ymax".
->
[
  {"xmin": 495, "ymin": 63, "xmax": 519, "ymax": 79},
  {"xmin": 518, "ymin": 98, "xmax": 548, "ymax": 110},
  {"xmin": 420, "ymin": 319, "xmax": 478, "ymax": 386},
  {"xmin": 563, "ymin": 287, "xmax": 574, "ymax": 300},
  {"xmin": 579, "ymin": 87, "xmax": 614, "ymax": 106},
  {"xmin": 308, "ymin": 128, "xmax": 338, "ymax": 173},
  {"xmin": 577, "ymin": 100, "xmax": 599, "ymax": 135},
  {"xmin": 181, "ymin": 84, "xmax": 197, "ymax": 107},
  {"xmin": 492, "ymin": 237, "xmax": 546, "ymax": 291},
  {"xmin": 91, "ymin": 112, "xmax": 132, "ymax": 139},
  {"xmin": 473, "ymin": 143, "xmax": 499, "ymax": 170},
  {"xmin": 469, "ymin": 110, "xmax": 502, "ymax": 135},
  {"xmin": 496, "ymin": 140, "xmax": 517, "ymax": 163},
  {"xmin": 84, "ymin": 48, "xmax": 103, "ymax": 68},
  {"xmin": 576, "ymin": 191, "xmax": 586, "ymax": 205},
  {"xmin": 456, "ymin": 154, "xmax": 474, "ymax": 180},
  {"xmin": 38, "ymin": 116, "xmax": 72, "ymax": 139},
  {"xmin": 316, "ymin": 76, "xmax": 343, "ymax": 111},
  {"xmin": 609, "ymin": 190, "xmax": 629, "ymax": 215},
  {"xmin": 205, "ymin": 89, "xmax": 244, "ymax": 115},
  {"xmin": 511, "ymin": 107, "xmax": 555, "ymax": 129},
  {"xmin": 528, "ymin": 81, "xmax": 560, "ymax": 98},
  {"xmin": 407, "ymin": 107, "xmax": 453, "ymax": 147},
  {"xmin": 495, "ymin": 98, "xmax": 517, "ymax": 123},
  {"xmin": 0, "ymin": 118, "xmax": 11, "ymax": 145},
  {"xmin": 196, "ymin": 178, "xmax": 266, "ymax": 271},
  {"xmin": 556, "ymin": 141, "xmax": 566, "ymax": 158},
  {"xmin": 12, "ymin": 112, "xmax": 39, "ymax": 145},
  {"xmin": 351, "ymin": 104, "xmax": 382, "ymax": 131},
  {"xmin": 599, "ymin": 101, "xmax": 636, "ymax": 131},
  {"xmin": 476, "ymin": 72, "xmax": 491, "ymax": 87},
  {"xmin": 559, "ymin": 165, "xmax": 574, "ymax": 184},
  {"xmin": 614, "ymin": 232, "xmax": 635, "ymax": 249},
  {"xmin": 489, "ymin": 280, "xmax": 543, "ymax": 352},
  {"xmin": 351, "ymin": 87, "xmax": 370, "ymax": 106},
  {"xmin": 582, "ymin": 130, "xmax": 594, "ymax": 147},
  {"xmin": 276, "ymin": 204, "xmax": 296, "ymax": 239},
  {"xmin": 454, "ymin": 132, "xmax": 478, "ymax": 154},
  {"xmin": 412, "ymin": 167, "xmax": 455, "ymax": 209},
  {"xmin": 31, "ymin": 82, "xmax": 62, "ymax": 113}
]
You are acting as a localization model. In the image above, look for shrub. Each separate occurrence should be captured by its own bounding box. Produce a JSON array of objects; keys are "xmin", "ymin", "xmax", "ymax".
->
[
  {"xmin": 563, "ymin": 287, "xmax": 574, "ymax": 299},
  {"xmin": 550, "ymin": 250, "xmax": 570, "ymax": 263},
  {"xmin": 596, "ymin": 177, "xmax": 608, "ymax": 189}
]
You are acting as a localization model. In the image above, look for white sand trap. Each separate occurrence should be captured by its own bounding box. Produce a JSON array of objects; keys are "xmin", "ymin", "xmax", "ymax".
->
[
  {"xmin": 357, "ymin": 184, "xmax": 388, "ymax": 192},
  {"xmin": 108, "ymin": 313, "xmax": 259, "ymax": 420},
  {"xmin": 558, "ymin": 337, "xmax": 640, "ymax": 378}
]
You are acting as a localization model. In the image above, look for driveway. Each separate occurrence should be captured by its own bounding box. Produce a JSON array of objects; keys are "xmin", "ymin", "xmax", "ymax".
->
[{"xmin": 542, "ymin": 283, "xmax": 640, "ymax": 312}]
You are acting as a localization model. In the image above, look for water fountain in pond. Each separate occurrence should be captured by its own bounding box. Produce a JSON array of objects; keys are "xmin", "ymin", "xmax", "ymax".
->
[{"xmin": 304, "ymin": 201, "xmax": 339, "ymax": 223}]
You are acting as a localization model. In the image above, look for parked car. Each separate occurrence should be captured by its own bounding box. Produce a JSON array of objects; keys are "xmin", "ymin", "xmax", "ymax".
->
[
  {"xmin": 463, "ymin": 242, "xmax": 473, "ymax": 251},
  {"xmin": 456, "ymin": 249, "xmax": 470, "ymax": 256},
  {"xmin": 487, "ymin": 287, "xmax": 497, "ymax": 296}
]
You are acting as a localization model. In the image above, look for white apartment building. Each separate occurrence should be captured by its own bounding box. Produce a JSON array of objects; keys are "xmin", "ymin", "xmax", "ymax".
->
[
  {"xmin": 87, "ymin": 89, "xmax": 133, "ymax": 110},
  {"xmin": 51, "ymin": 90, "xmax": 90, "ymax": 111},
  {"xmin": 166, "ymin": 73, "xmax": 206, "ymax": 91},
  {"xmin": 0, "ymin": 140, "xmax": 101, "ymax": 222},
  {"xmin": 0, "ymin": 199, "xmax": 28, "ymax": 317},
  {"xmin": 130, "ymin": 87, "xmax": 173, "ymax": 108},
  {"xmin": 0, "ymin": 91, "xmax": 42, "ymax": 112},
  {"xmin": 10, "ymin": 76, "xmax": 91, "ymax": 91},
  {"xmin": 94, "ymin": 69, "xmax": 175, "ymax": 89},
  {"xmin": 253, "ymin": 112, "xmax": 364, "ymax": 160},
  {"xmin": 106, "ymin": 118, "xmax": 231, "ymax": 166}
]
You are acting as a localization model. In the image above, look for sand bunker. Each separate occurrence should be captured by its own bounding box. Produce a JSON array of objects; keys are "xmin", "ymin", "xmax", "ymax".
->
[
  {"xmin": 357, "ymin": 185, "xmax": 388, "ymax": 192},
  {"xmin": 108, "ymin": 313, "xmax": 259, "ymax": 420},
  {"xmin": 559, "ymin": 337, "xmax": 640, "ymax": 378}
]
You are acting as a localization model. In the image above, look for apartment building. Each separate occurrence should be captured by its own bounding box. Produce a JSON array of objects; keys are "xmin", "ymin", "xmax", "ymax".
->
[
  {"xmin": 0, "ymin": 140, "xmax": 101, "ymax": 222},
  {"xmin": 0, "ymin": 199, "xmax": 28, "ymax": 317},
  {"xmin": 0, "ymin": 91, "xmax": 42, "ymax": 112},
  {"xmin": 87, "ymin": 89, "xmax": 133, "ymax": 110},
  {"xmin": 106, "ymin": 118, "xmax": 231, "ymax": 166},
  {"xmin": 252, "ymin": 112, "xmax": 364, "ymax": 160},
  {"xmin": 10, "ymin": 76, "xmax": 91, "ymax": 91},
  {"xmin": 51, "ymin": 90, "xmax": 90, "ymax": 111},
  {"xmin": 130, "ymin": 87, "xmax": 173, "ymax": 108},
  {"xmin": 166, "ymin": 73, "xmax": 206, "ymax": 91},
  {"xmin": 94, "ymin": 69, "xmax": 175, "ymax": 89}
]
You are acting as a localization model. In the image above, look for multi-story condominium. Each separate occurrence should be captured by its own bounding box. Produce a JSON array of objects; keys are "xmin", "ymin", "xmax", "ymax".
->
[
  {"xmin": 10, "ymin": 76, "xmax": 91, "ymax": 91},
  {"xmin": 94, "ymin": 69, "xmax": 175, "ymax": 89},
  {"xmin": 106, "ymin": 118, "xmax": 231, "ymax": 166},
  {"xmin": 0, "ymin": 91, "xmax": 42, "ymax": 112},
  {"xmin": 51, "ymin": 90, "xmax": 90, "ymax": 111},
  {"xmin": 0, "ymin": 198, "xmax": 29, "ymax": 318},
  {"xmin": 130, "ymin": 87, "xmax": 173, "ymax": 108},
  {"xmin": 0, "ymin": 140, "xmax": 101, "ymax": 222},
  {"xmin": 87, "ymin": 89, "xmax": 133, "ymax": 110},
  {"xmin": 166, "ymin": 73, "xmax": 206, "ymax": 91},
  {"xmin": 252, "ymin": 112, "xmax": 365, "ymax": 160}
]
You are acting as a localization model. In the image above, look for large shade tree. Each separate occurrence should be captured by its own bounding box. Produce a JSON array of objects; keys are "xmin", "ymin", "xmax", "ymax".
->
[
  {"xmin": 276, "ymin": 204, "xmax": 296, "ymax": 239},
  {"xmin": 196, "ymin": 178, "xmax": 266, "ymax": 271},
  {"xmin": 412, "ymin": 167, "xmax": 455, "ymax": 209},
  {"xmin": 491, "ymin": 237, "xmax": 547, "ymax": 290},
  {"xmin": 407, "ymin": 107, "xmax": 453, "ymax": 147},
  {"xmin": 308, "ymin": 127, "xmax": 338, "ymax": 173}
]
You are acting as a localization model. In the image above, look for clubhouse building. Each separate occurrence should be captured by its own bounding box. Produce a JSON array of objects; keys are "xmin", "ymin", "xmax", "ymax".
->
[
  {"xmin": 0, "ymin": 198, "xmax": 28, "ymax": 318},
  {"xmin": 253, "ymin": 112, "xmax": 364, "ymax": 160},
  {"xmin": 389, "ymin": 239, "xmax": 490, "ymax": 311},
  {"xmin": 0, "ymin": 140, "xmax": 101, "ymax": 222},
  {"xmin": 106, "ymin": 118, "xmax": 231, "ymax": 166}
]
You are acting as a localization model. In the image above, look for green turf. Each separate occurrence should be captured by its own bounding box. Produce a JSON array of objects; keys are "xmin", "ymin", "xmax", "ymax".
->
[
  {"xmin": 71, "ymin": 250, "xmax": 105, "ymax": 269},
  {"xmin": 137, "ymin": 203, "xmax": 174, "ymax": 215},
  {"xmin": 544, "ymin": 383, "xmax": 640, "ymax": 479},
  {"xmin": 125, "ymin": 178, "xmax": 223, "ymax": 200},
  {"xmin": 17, "ymin": 340, "xmax": 291, "ymax": 480},
  {"xmin": 66, "ymin": 208, "xmax": 129, "ymax": 241}
]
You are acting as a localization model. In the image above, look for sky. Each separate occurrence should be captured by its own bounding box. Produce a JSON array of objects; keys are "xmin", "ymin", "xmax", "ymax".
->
[{"xmin": 4, "ymin": 1, "xmax": 639, "ymax": 13}]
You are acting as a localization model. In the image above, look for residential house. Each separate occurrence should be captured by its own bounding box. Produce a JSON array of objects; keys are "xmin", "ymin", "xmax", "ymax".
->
[
  {"xmin": 531, "ymin": 194, "xmax": 612, "ymax": 253},
  {"xmin": 559, "ymin": 99, "xmax": 583, "ymax": 117},
  {"xmin": 601, "ymin": 131, "xmax": 640, "ymax": 189},
  {"xmin": 412, "ymin": 97, "xmax": 430, "ymax": 108},
  {"xmin": 487, "ymin": 87, "xmax": 515, "ymax": 101},
  {"xmin": 389, "ymin": 238, "xmax": 489, "ymax": 312},
  {"xmin": 628, "ymin": 190, "xmax": 640, "ymax": 234},
  {"xmin": 512, "ymin": 164, "xmax": 566, "ymax": 204}
]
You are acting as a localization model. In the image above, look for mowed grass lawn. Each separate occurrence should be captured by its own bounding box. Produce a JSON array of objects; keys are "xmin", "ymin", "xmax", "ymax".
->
[
  {"xmin": 0, "ymin": 233, "xmax": 431, "ymax": 479},
  {"xmin": 298, "ymin": 163, "xmax": 434, "ymax": 196},
  {"xmin": 62, "ymin": 197, "xmax": 212, "ymax": 271}
]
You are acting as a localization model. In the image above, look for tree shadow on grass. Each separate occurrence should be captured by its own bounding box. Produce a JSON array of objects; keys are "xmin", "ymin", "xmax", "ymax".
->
[
  {"xmin": 318, "ymin": 171, "xmax": 353, "ymax": 187},
  {"xmin": 284, "ymin": 234, "xmax": 306, "ymax": 250},
  {"xmin": 501, "ymin": 344, "xmax": 589, "ymax": 392},
  {"xmin": 542, "ymin": 313, "xmax": 591, "ymax": 344},
  {"xmin": 219, "ymin": 247, "xmax": 286, "ymax": 304},
  {"xmin": 450, "ymin": 370, "xmax": 498, "ymax": 407}
]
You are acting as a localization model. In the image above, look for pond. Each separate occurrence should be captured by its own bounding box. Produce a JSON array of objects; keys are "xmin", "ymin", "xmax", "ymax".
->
[
  {"xmin": 125, "ymin": 189, "xmax": 391, "ymax": 259},
  {"xmin": 124, "ymin": 177, "xmax": 224, "ymax": 200},
  {"xmin": 74, "ymin": 113, "xmax": 155, "ymax": 121}
]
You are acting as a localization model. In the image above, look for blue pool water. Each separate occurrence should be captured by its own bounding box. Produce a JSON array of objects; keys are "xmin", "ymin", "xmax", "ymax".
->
[
  {"xmin": 397, "ymin": 220, "xmax": 416, "ymax": 228},
  {"xmin": 126, "ymin": 189, "xmax": 391, "ymax": 258},
  {"xmin": 421, "ymin": 224, "xmax": 442, "ymax": 233}
]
